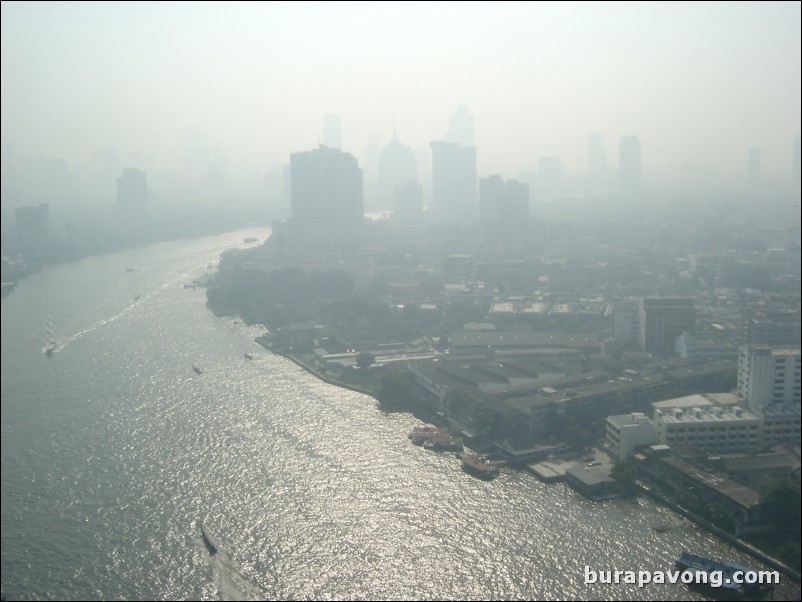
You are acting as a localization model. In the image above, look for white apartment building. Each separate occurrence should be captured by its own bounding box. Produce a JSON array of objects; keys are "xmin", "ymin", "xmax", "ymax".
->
[
  {"xmin": 605, "ymin": 412, "xmax": 656, "ymax": 461},
  {"xmin": 737, "ymin": 346, "xmax": 801, "ymax": 410}
]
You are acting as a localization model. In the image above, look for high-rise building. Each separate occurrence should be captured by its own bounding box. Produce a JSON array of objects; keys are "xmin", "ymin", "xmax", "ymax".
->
[
  {"xmin": 377, "ymin": 133, "xmax": 417, "ymax": 211},
  {"xmin": 737, "ymin": 346, "xmax": 801, "ymax": 410},
  {"xmin": 14, "ymin": 203, "xmax": 49, "ymax": 239},
  {"xmin": 290, "ymin": 145, "xmax": 363, "ymax": 223},
  {"xmin": 430, "ymin": 141, "xmax": 477, "ymax": 221},
  {"xmin": 322, "ymin": 114, "xmax": 342, "ymax": 149},
  {"xmin": 117, "ymin": 168, "xmax": 147, "ymax": 216},
  {"xmin": 479, "ymin": 175, "xmax": 529, "ymax": 233},
  {"xmin": 619, "ymin": 136, "xmax": 641, "ymax": 197},
  {"xmin": 639, "ymin": 297, "xmax": 695, "ymax": 355},
  {"xmin": 393, "ymin": 181, "xmax": 423, "ymax": 226},
  {"xmin": 446, "ymin": 105, "xmax": 473, "ymax": 147}
]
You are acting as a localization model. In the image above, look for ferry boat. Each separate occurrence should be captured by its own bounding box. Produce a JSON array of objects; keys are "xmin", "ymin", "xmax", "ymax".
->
[
  {"xmin": 408, "ymin": 425, "xmax": 448, "ymax": 445},
  {"xmin": 675, "ymin": 551, "xmax": 769, "ymax": 599},
  {"xmin": 459, "ymin": 451, "xmax": 500, "ymax": 480},
  {"xmin": 423, "ymin": 433, "xmax": 463, "ymax": 452}
]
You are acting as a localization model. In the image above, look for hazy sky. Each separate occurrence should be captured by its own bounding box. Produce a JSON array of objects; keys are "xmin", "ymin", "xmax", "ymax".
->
[{"xmin": 2, "ymin": 1, "xmax": 800, "ymax": 178}]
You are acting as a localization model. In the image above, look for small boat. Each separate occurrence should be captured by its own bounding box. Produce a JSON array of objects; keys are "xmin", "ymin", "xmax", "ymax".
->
[
  {"xmin": 44, "ymin": 341, "xmax": 57, "ymax": 356},
  {"xmin": 134, "ymin": 295, "xmax": 141, "ymax": 301},
  {"xmin": 653, "ymin": 524, "xmax": 671, "ymax": 533},
  {"xmin": 459, "ymin": 451, "xmax": 500, "ymax": 480},
  {"xmin": 244, "ymin": 353, "xmax": 254, "ymax": 360},
  {"xmin": 193, "ymin": 366, "xmax": 203, "ymax": 375},
  {"xmin": 200, "ymin": 523, "xmax": 218, "ymax": 556},
  {"xmin": 125, "ymin": 267, "xmax": 135, "ymax": 272},
  {"xmin": 243, "ymin": 237, "xmax": 258, "ymax": 243}
]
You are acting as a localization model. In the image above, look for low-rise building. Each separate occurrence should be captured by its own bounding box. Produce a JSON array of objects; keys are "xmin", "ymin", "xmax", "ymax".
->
[
  {"xmin": 605, "ymin": 412, "xmax": 655, "ymax": 461},
  {"xmin": 653, "ymin": 399, "xmax": 761, "ymax": 453}
]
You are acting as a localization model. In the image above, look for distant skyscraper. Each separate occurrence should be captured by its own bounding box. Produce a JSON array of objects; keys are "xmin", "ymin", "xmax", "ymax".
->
[
  {"xmin": 747, "ymin": 148, "xmax": 761, "ymax": 188},
  {"xmin": 619, "ymin": 136, "xmax": 641, "ymax": 197},
  {"xmin": 393, "ymin": 181, "xmax": 423, "ymax": 226},
  {"xmin": 446, "ymin": 105, "xmax": 473, "ymax": 147},
  {"xmin": 322, "ymin": 114, "xmax": 342, "ymax": 149},
  {"xmin": 430, "ymin": 141, "xmax": 477, "ymax": 221},
  {"xmin": 117, "ymin": 168, "xmax": 147, "ymax": 216},
  {"xmin": 14, "ymin": 203, "xmax": 49, "ymax": 239},
  {"xmin": 290, "ymin": 145, "xmax": 362, "ymax": 223},
  {"xmin": 377, "ymin": 130, "xmax": 418, "ymax": 211},
  {"xmin": 479, "ymin": 175, "xmax": 529, "ymax": 233}
]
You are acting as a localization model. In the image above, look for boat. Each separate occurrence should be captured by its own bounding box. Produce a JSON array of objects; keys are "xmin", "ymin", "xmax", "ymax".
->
[
  {"xmin": 134, "ymin": 295, "xmax": 141, "ymax": 301},
  {"xmin": 675, "ymin": 551, "xmax": 762, "ymax": 599},
  {"xmin": 653, "ymin": 524, "xmax": 671, "ymax": 533},
  {"xmin": 193, "ymin": 366, "xmax": 203, "ymax": 375},
  {"xmin": 44, "ymin": 341, "xmax": 57, "ymax": 356},
  {"xmin": 459, "ymin": 451, "xmax": 500, "ymax": 480},
  {"xmin": 243, "ymin": 237, "xmax": 258, "ymax": 243},
  {"xmin": 125, "ymin": 267, "xmax": 135, "ymax": 272},
  {"xmin": 408, "ymin": 425, "xmax": 448, "ymax": 445},
  {"xmin": 423, "ymin": 433, "xmax": 463, "ymax": 452},
  {"xmin": 244, "ymin": 353, "xmax": 254, "ymax": 360},
  {"xmin": 199, "ymin": 523, "xmax": 218, "ymax": 556}
]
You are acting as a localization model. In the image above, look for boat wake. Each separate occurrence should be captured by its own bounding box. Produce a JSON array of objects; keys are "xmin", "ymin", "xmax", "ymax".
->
[{"xmin": 198, "ymin": 525, "xmax": 263, "ymax": 601}]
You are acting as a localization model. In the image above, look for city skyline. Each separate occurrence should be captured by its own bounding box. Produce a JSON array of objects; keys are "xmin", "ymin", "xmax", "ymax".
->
[{"xmin": 2, "ymin": 1, "xmax": 800, "ymax": 189}]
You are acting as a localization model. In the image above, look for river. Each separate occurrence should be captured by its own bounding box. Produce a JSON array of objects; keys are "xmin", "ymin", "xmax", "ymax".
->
[{"xmin": 0, "ymin": 228, "xmax": 784, "ymax": 600}]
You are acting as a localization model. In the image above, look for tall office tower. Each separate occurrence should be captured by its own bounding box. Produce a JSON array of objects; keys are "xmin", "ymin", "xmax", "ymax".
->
[
  {"xmin": 479, "ymin": 175, "xmax": 529, "ymax": 233},
  {"xmin": 638, "ymin": 297, "xmax": 695, "ymax": 355},
  {"xmin": 479, "ymin": 175, "xmax": 505, "ymax": 226},
  {"xmin": 588, "ymin": 132, "xmax": 607, "ymax": 182},
  {"xmin": 393, "ymin": 181, "xmax": 423, "ymax": 226},
  {"xmin": 737, "ymin": 346, "xmax": 801, "ymax": 410},
  {"xmin": 363, "ymin": 132, "xmax": 380, "ymax": 183},
  {"xmin": 793, "ymin": 138, "xmax": 800, "ymax": 192},
  {"xmin": 14, "ymin": 203, "xmax": 49, "ymax": 239},
  {"xmin": 377, "ymin": 133, "xmax": 418, "ymax": 211},
  {"xmin": 290, "ymin": 145, "xmax": 363, "ymax": 223},
  {"xmin": 446, "ymin": 105, "xmax": 474, "ymax": 146},
  {"xmin": 322, "ymin": 114, "xmax": 342, "ymax": 149},
  {"xmin": 747, "ymin": 148, "xmax": 760, "ymax": 187},
  {"xmin": 430, "ymin": 141, "xmax": 477, "ymax": 221},
  {"xmin": 116, "ymin": 168, "xmax": 148, "ymax": 216},
  {"xmin": 619, "ymin": 136, "xmax": 641, "ymax": 197}
]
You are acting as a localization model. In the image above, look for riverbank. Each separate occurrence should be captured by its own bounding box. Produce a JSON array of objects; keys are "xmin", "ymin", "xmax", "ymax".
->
[{"xmin": 254, "ymin": 334, "xmax": 802, "ymax": 587}]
